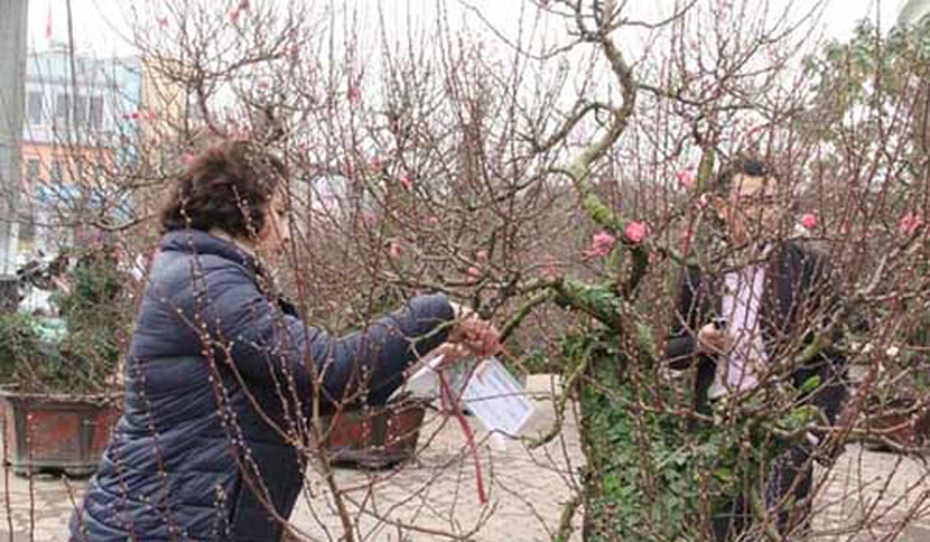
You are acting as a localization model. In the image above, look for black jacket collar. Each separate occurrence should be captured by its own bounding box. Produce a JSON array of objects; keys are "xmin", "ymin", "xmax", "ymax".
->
[
  {"xmin": 159, "ymin": 229, "xmax": 297, "ymax": 316},
  {"xmin": 160, "ymin": 229, "xmax": 265, "ymax": 278}
]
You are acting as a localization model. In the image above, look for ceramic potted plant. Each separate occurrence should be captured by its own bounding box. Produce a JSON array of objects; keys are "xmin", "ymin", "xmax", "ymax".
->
[
  {"xmin": 0, "ymin": 247, "xmax": 129, "ymax": 476},
  {"xmin": 862, "ymin": 316, "xmax": 930, "ymax": 451},
  {"xmin": 308, "ymin": 284, "xmax": 434, "ymax": 469},
  {"xmin": 322, "ymin": 395, "xmax": 431, "ymax": 469},
  {"xmin": 863, "ymin": 377, "xmax": 930, "ymax": 451}
]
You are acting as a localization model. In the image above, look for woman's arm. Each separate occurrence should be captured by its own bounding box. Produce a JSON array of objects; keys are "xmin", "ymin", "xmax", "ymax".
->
[{"xmin": 201, "ymin": 266, "xmax": 455, "ymax": 407}]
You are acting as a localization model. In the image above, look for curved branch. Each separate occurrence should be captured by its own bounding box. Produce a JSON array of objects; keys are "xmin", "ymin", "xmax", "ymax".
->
[
  {"xmin": 500, "ymin": 289, "xmax": 556, "ymax": 342},
  {"xmin": 553, "ymin": 491, "xmax": 583, "ymax": 542}
]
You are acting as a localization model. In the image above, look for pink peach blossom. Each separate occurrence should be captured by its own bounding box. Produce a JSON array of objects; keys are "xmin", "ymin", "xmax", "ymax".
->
[
  {"xmin": 467, "ymin": 266, "xmax": 481, "ymax": 281},
  {"xmin": 801, "ymin": 213, "xmax": 818, "ymax": 230},
  {"xmin": 398, "ymin": 174, "xmax": 413, "ymax": 191},
  {"xmin": 624, "ymin": 221, "xmax": 647, "ymax": 244},
  {"xmin": 389, "ymin": 239, "xmax": 402, "ymax": 260},
  {"xmin": 584, "ymin": 231, "xmax": 617, "ymax": 258},
  {"xmin": 347, "ymin": 86, "xmax": 362, "ymax": 106},
  {"xmin": 676, "ymin": 168, "xmax": 695, "ymax": 190},
  {"xmin": 899, "ymin": 212, "xmax": 924, "ymax": 236}
]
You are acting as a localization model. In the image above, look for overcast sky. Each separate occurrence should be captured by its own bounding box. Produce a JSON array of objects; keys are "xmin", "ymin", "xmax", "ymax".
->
[{"xmin": 26, "ymin": 0, "xmax": 907, "ymax": 59}]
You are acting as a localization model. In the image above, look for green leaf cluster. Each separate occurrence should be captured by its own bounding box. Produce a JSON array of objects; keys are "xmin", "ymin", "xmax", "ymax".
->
[
  {"xmin": 0, "ymin": 249, "xmax": 131, "ymax": 395},
  {"xmin": 560, "ymin": 330, "xmax": 824, "ymax": 541}
]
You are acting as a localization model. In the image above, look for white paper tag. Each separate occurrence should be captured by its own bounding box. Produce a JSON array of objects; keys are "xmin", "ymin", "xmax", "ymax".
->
[
  {"xmin": 397, "ymin": 353, "xmax": 445, "ymax": 399},
  {"xmin": 461, "ymin": 357, "xmax": 535, "ymax": 436},
  {"xmin": 397, "ymin": 353, "xmax": 478, "ymax": 400},
  {"xmin": 393, "ymin": 353, "xmax": 535, "ymax": 437}
]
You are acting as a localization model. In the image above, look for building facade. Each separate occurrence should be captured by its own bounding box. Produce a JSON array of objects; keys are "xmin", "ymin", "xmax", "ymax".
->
[{"xmin": 18, "ymin": 48, "xmax": 142, "ymax": 259}]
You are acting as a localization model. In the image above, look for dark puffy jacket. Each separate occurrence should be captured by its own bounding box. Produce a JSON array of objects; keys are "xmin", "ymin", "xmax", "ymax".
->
[
  {"xmin": 666, "ymin": 240, "xmax": 848, "ymax": 424},
  {"xmin": 70, "ymin": 230, "xmax": 454, "ymax": 541}
]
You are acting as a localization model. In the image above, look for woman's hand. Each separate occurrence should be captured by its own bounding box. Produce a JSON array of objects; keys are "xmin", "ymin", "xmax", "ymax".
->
[{"xmin": 447, "ymin": 304, "xmax": 501, "ymax": 359}]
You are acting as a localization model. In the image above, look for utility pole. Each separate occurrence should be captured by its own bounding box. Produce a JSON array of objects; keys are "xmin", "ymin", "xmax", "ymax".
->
[{"xmin": 0, "ymin": 0, "xmax": 29, "ymax": 280}]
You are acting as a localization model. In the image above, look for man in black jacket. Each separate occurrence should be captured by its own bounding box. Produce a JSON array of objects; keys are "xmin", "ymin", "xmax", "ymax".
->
[{"xmin": 666, "ymin": 157, "xmax": 848, "ymax": 541}]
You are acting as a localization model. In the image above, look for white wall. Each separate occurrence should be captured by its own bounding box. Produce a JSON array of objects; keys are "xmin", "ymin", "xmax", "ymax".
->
[
  {"xmin": 0, "ymin": 0, "xmax": 29, "ymax": 277},
  {"xmin": 898, "ymin": 0, "xmax": 930, "ymax": 26}
]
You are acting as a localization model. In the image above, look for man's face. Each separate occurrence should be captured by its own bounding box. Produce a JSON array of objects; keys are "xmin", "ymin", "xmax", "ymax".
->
[{"xmin": 714, "ymin": 173, "xmax": 784, "ymax": 247}]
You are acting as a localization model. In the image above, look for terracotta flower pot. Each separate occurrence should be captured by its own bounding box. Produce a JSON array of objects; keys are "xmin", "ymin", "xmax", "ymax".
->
[
  {"xmin": 322, "ymin": 399, "xmax": 428, "ymax": 469},
  {"xmin": 863, "ymin": 398, "xmax": 930, "ymax": 451},
  {"xmin": 0, "ymin": 389, "xmax": 121, "ymax": 477}
]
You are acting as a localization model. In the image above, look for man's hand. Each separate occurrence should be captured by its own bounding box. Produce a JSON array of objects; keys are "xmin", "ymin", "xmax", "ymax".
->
[{"xmin": 697, "ymin": 323, "xmax": 733, "ymax": 355}]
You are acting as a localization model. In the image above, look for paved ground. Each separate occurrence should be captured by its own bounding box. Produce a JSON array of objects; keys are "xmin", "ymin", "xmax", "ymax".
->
[{"xmin": 0, "ymin": 375, "xmax": 927, "ymax": 541}]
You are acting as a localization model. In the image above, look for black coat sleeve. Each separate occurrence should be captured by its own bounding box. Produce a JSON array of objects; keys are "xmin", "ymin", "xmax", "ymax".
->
[
  {"xmin": 798, "ymin": 249, "xmax": 849, "ymax": 425},
  {"xmin": 201, "ymin": 265, "xmax": 455, "ymax": 407},
  {"xmin": 812, "ymin": 257, "xmax": 849, "ymax": 424},
  {"xmin": 666, "ymin": 265, "xmax": 707, "ymax": 370}
]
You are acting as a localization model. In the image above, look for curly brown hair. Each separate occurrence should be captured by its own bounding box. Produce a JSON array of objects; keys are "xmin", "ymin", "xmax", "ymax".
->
[{"xmin": 160, "ymin": 140, "xmax": 287, "ymax": 238}]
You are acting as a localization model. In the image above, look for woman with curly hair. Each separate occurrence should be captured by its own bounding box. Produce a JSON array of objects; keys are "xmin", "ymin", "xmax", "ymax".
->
[{"xmin": 70, "ymin": 140, "xmax": 498, "ymax": 541}]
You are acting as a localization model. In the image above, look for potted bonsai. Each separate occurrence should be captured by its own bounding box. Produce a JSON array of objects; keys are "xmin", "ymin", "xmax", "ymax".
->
[
  {"xmin": 0, "ymin": 246, "xmax": 130, "ymax": 476},
  {"xmin": 861, "ymin": 316, "xmax": 930, "ymax": 451},
  {"xmin": 322, "ymin": 395, "xmax": 431, "ymax": 469},
  {"xmin": 312, "ymin": 284, "xmax": 434, "ymax": 469},
  {"xmin": 862, "ymin": 375, "xmax": 930, "ymax": 451}
]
